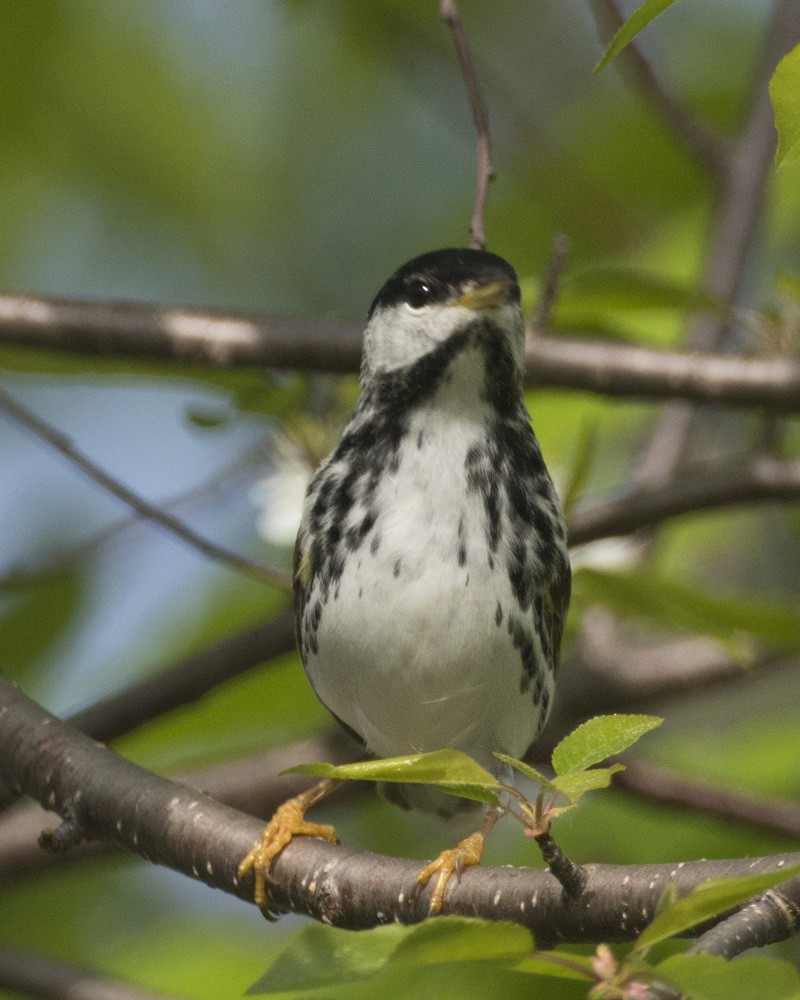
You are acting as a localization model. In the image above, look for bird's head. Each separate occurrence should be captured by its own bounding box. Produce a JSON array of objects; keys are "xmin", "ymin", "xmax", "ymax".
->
[{"xmin": 361, "ymin": 248, "xmax": 525, "ymax": 383}]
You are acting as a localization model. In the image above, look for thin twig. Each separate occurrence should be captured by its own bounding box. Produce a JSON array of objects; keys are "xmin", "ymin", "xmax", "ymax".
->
[
  {"xmin": 0, "ymin": 384, "xmax": 291, "ymax": 591},
  {"xmin": 531, "ymin": 829, "xmax": 588, "ymax": 899},
  {"xmin": 440, "ymin": 0, "xmax": 493, "ymax": 249},
  {"xmin": 589, "ymin": 0, "xmax": 724, "ymax": 172},
  {"xmin": 1, "ymin": 440, "xmax": 275, "ymax": 592},
  {"xmin": 530, "ymin": 233, "xmax": 569, "ymax": 332}
]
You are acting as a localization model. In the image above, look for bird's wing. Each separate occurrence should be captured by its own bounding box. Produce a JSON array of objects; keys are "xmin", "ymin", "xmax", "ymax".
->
[
  {"xmin": 292, "ymin": 522, "xmax": 313, "ymax": 652},
  {"xmin": 541, "ymin": 552, "xmax": 571, "ymax": 673}
]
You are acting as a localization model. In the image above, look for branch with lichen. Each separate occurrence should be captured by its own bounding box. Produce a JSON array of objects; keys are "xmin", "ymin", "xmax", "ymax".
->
[{"xmin": 2, "ymin": 674, "xmax": 799, "ymax": 950}]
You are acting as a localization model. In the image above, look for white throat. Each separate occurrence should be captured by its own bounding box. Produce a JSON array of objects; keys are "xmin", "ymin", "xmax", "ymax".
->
[{"xmin": 361, "ymin": 301, "xmax": 525, "ymax": 379}]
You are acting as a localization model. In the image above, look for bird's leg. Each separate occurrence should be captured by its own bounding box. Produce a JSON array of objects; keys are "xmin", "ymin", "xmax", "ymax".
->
[
  {"xmin": 238, "ymin": 778, "xmax": 341, "ymax": 908},
  {"xmin": 416, "ymin": 804, "xmax": 501, "ymax": 915}
]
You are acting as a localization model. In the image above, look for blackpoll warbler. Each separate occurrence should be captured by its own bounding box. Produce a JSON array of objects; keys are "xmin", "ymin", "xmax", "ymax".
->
[{"xmin": 240, "ymin": 248, "xmax": 571, "ymax": 914}]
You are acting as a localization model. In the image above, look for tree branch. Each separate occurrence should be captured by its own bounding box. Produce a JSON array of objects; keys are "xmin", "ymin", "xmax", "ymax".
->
[
  {"xmin": 1, "ymin": 676, "xmax": 800, "ymax": 942},
  {"xmin": 686, "ymin": 876, "xmax": 800, "ymax": 959},
  {"xmin": 66, "ymin": 610, "xmax": 295, "ymax": 745},
  {"xmin": 0, "ymin": 730, "xmax": 358, "ymax": 882},
  {"xmin": 0, "ymin": 384, "xmax": 291, "ymax": 590},
  {"xmin": 547, "ymin": 619, "xmax": 785, "ymax": 739},
  {"xmin": 439, "ymin": 0, "xmax": 493, "ymax": 249},
  {"xmin": 635, "ymin": 0, "xmax": 800, "ymax": 486},
  {"xmin": 614, "ymin": 759, "xmax": 800, "ymax": 842},
  {"xmin": 530, "ymin": 234, "xmax": 569, "ymax": 332},
  {"xmin": 2, "ymin": 292, "xmax": 799, "ymax": 410},
  {"xmin": 567, "ymin": 456, "xmax": 800, "ymax": 546},
  {"xmin": 0, "ymin": 945, "xmax": 183, "ymax": 1000},
  {"xmin": 1, "ymin": 438, "xmax": 276, "ymax": 591},
  {"xmin": 0, "ymin": 292, "xmax": 364, "ymax": 370},
  {"xmin": 0, "ymin": 609, "xmax": 294, "ymax": 811},
  {"xmin": 526, "ymin": 337, "xmax": 800, "ymax": 411}
]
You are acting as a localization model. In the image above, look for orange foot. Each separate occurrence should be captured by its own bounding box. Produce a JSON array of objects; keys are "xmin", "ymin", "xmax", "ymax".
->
[
  {"xmin": 238, "ymin": 783, "xmax": 338, "ymax": 909},
  {"xmin": 417, "ymin": 831, "xmax": 486, "ymax": 915}
]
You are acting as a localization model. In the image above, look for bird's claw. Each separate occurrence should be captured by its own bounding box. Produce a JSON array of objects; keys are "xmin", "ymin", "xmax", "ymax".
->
[
  {"xmin": 416, "ymin": 831, "xmax": 485, "ymax": 915},
  {"xmin": 238, "ymin": 797, "xmax": 337, "ymax": 909}
]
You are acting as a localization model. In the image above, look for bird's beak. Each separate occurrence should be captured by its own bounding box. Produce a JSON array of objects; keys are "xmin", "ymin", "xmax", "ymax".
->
[{"xmin": 454, "ymin": 279, "xmax": 516, "ymax": 311}]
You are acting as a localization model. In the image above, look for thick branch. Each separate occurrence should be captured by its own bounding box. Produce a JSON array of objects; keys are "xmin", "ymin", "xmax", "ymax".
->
[
  {"xmin": 2, "ymin": 292, "xmax": 799, "ymax": 410},
  {"xmin": 1, "ymin": 676, "xmax": 799, "ymax": 941},
  {"xmin": 0, "ymin": 610, "xmax": 295, "ymax": 811},
  {"xmin": 0, "ymin": 292, "xmax": 364, "ymax": 370},
  {"xmin": 0, "ymin": 730, "xmax": 358, "ymax": 882},
  {"xmin": 526, "ymin": 337, "xmax": 800, "ymax": 411},
  {"xmin": 687, "ymin": 876, "xmax": 800, "ymax": 958}
]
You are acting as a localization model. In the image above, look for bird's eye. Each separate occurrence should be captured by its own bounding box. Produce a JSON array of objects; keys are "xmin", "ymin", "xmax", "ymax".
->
[{"xmin": 406, "ymin": 278, "xmax": 435, "ymax": 310}]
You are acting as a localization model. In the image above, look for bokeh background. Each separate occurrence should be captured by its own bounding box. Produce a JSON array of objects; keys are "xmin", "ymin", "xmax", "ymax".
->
[{"xmin": 1, "ymin": 2, "xmax": 799, "ymax": 997}]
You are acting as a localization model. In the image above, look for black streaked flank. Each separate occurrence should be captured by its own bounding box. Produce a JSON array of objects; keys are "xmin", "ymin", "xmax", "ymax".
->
[
  {"xmin": 457, "ymin": 514, "xmax": 467, "ymax": 567},
  {"xmin": 299, "ymin": 326, "xmax": 473, "ymax": 656},
  {"xmin": 507, "ymin": 614, "xmax": 537, "ymax": 696}
]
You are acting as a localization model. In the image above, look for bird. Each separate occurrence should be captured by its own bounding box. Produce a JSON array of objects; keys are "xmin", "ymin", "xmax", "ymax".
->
[{"xmin": 239, "ymin": 247, "xmax": 571, "ymax": 915}]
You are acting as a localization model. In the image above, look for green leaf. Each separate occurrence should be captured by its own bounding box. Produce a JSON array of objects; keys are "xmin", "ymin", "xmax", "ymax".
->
[
  {"xmin": 594, "ymin": 0, "xmax": 685, "ymax": 74},
  {"xmin": 770, "ymin": 43, "xmax": 800, "ymax": 169},
  {"xmin": 493, "ymin": 752, "xmax": 554, "ymax": 789},
  {"xmin": 574, "ymin": 568, "xmax": 800, "ymax": 657},
  {"xmin": 551, "ymin": 715, "xmax": 662, "ymax": 775},
  {"xmin": 514, "ymin": 950, "xmax": 595, "ymax": 981},
  {"xmin": 633, "ymin": 862, "xmax": 800, "ymax": 954},
  {"xmin": 656, "ymin": 952, "xmax": 800, "ymax": 1000},
  {"xmin": 247, "ymin": 919, "xmax": 591, "ymax": 996},
  {"xmin": 550, "ymin": 765, "xmax": 624, "ymax": 803},
  {"xmin": 388, "ymin": 918, "xmax": 533, "ymax": 968},
  {"xmin": 249, "ymin": 922, "xmax": 409, "ymax": 993},
  {"xmin": 285, "ymin": 749, "xmax": 502, "ymax": 806}
]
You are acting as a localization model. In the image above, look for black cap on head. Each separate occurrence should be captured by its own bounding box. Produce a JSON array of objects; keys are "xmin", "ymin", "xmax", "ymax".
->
[{"xmin": 368, "ymin": 248, "xmax": 520, "ymax": 318}]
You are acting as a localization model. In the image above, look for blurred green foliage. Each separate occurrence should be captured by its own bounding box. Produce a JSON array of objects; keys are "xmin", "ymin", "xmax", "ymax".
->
[{"xmin": 0, "ymin": 2, "xmax": 799, "ymax": 999}]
